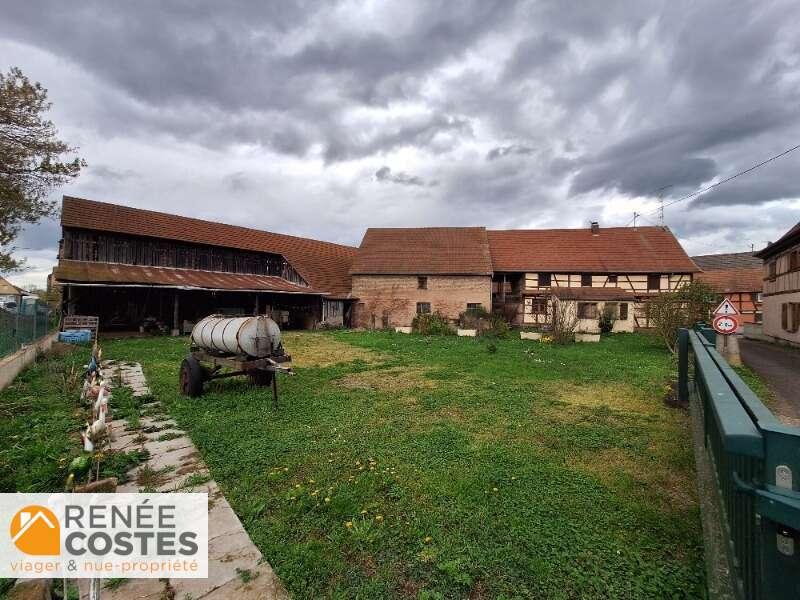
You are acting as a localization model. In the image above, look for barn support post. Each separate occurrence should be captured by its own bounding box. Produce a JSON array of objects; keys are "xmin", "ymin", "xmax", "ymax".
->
[
  {"xmin": 172, "ymin": 291, "xmax": 180, "ymax": 336},
  {"xmin": 254, "ymin": 294, "xmax": 260, "ymax": 316}
]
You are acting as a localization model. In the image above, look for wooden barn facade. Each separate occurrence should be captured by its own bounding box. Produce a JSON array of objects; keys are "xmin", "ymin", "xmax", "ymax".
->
[{"xmin": 53, "ymin": 197, "xmax": 357, "ymax": 333}]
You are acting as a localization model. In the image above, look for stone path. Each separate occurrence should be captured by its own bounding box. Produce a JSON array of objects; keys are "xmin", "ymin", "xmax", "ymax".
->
[
  {"xmin": 739, "ymin": 339, "xmax": 800, "ymax": 427},
  {"xmin": 78, "ymin": 360, "xmax": 287, "ymax": 600}
]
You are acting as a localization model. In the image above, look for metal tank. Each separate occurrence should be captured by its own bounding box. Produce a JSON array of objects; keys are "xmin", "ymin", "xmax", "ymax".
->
[{"xmin": 191, "ymin": 315, "xmax": 283, "ymax": 358}]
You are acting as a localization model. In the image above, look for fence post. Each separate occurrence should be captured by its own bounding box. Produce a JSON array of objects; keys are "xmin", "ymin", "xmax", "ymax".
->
[{"xmin": 678, "ymin": 328, "xmax": 689, "ymax": 404}]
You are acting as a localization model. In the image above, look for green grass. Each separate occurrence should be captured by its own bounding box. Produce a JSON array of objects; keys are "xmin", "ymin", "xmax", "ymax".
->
[
  {"xmin": 97, "ymin": 331, "xmax": 705, "ymax": 598},
  {"xmin": 0, "ymin": 346, "xmax": 87, "ymax": 492}
]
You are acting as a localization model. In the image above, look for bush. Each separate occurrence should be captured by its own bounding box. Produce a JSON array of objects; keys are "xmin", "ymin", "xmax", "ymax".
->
[
  {"xmin": 412, "ymin": 312, "xmax": 454, "ymax": 336},
  {"xmin": 457, "ymin": 308, "xmax": 510, "ymax": 338},
  {"xmin": 598, "ymin": 305, "xmax": 617, "ymax": 334},
  {"xmin": 647, "ymin": 281, "xmax": 719, "ymax": 353}
]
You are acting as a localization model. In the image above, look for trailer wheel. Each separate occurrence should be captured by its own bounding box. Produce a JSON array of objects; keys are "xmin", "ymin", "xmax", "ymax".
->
[
  {"xmin": 180, "ymin": 356, "xmax": 205, "ymax": 397},
  {"xmin": 248, "ymin": 370, "xmax": 274, "ymax": 387}
]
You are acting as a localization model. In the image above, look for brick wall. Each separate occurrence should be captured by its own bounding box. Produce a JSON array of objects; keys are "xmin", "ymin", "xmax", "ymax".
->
[{"xmin": 351, "ymin": 275, "xmax": 492, "ymax": 328}]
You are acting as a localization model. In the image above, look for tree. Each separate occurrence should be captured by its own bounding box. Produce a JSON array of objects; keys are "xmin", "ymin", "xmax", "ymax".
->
[
  {"xmin": 647, "ymin": 281, "xmax": 719, "ymax": 353},
  {"xmin": 550, "ymin": 296, "xmax": 578, "ymax": 344},
  {"xmin": 0, "ymin": 67, "xmax": 84, "ymax": 272}
]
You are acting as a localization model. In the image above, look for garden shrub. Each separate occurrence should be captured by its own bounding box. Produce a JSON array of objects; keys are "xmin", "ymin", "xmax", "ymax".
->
[
  {"xmin": 457, "ymin": 308, "xmax": 511, "ymax": 338},
  {"xmin": 412, "ymin": 312, "xmax": 455, "ymax": 335},
  {"xmin": 598, "ymin": 305, "xmax": 617, "ymax": 334}
]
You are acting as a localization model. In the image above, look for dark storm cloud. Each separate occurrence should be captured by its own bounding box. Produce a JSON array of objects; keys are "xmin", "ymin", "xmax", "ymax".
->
[
  {"xmin": 374, "ymin": 166, "xmax": 437, "ymax": 187},
  {"xmin": 2, "ymin": 0, "xmax": 800, "ymax": 278},
  {"xmin": 486, "ymin": 144, "xmax": 536, "ymax": 161}
]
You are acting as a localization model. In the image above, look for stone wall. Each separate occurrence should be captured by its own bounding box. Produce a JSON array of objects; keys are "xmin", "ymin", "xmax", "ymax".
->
[
  {"xmin": 0, "ymin": 331, "xmax": 58, "ymax": 392},
  {"xmin": 351, "ymin": 275, "xmax": 492, "ymax": 328}
]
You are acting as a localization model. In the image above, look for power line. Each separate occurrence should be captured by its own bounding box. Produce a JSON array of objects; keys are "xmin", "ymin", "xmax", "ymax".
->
[{"xmin": 642, "ymin": 143, "xmax": 800, "ymax": 217}]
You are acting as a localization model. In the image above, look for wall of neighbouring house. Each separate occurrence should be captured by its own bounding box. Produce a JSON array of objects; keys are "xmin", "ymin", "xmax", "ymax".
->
[
  {"xmin": 522, "ymin": 298, "xmax": 635, "ymax": 333},
  {"xmin": 351, "ymin": 275, "xmax": 492, "ymax": 328},
  {"xmin": 761, "ymin": 242, "xmax": 800, "ymax": 346}
]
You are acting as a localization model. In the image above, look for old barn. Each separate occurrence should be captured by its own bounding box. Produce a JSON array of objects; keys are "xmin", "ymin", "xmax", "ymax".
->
[{"xmin": 53, "ymin": 197, "xmax": 357, "ymax": 332}]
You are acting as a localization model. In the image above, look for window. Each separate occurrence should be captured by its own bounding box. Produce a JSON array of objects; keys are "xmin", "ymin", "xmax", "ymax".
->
[
  {"xmin": 525, "ymin": 297, "xmax": 547, "ymax": 314},
  {"xmin": 647, "ymin": 274, "xmax": 661, "ymax": 290},
  {"xmin": 619, "ymin": 303, "xmax": 629, "ymax": 320},
  {"xmin": 416, "ymin": 302, "xmax": 431, "ymax": 315},
  {"xmin": 604, "ymin": 302, "xmax": 619, "ymax": 318},
  {"xmin": 538, "ymin": 273, "xmax": 551, "ymax": 287},
  {"xmin": 418, "ymin": 276, "xmax": 428, "ymax": 289},
  {"xmin": 790, "ymin": 251, "xmax": 800, "ymax": 271},
  {"xmin": 769, "ymin": 261, "xmax": 777, "ymax": 279},
  {"xmin": 577, "ymin": 302, "xmax": 598, "ymax": 319},
  {"xmin": 466, "ymin": 303, "xmax": 482, "ymax": 312},
  {"xmin": 782, "ymin": 303, "xmax": 800, "ymax": 332},
  {"xmin": 755, "ymin": 311, "xmax": 763, "ymax": 324},
  {"xmin": 581, "ymin": 274, "xmax": 592, "ymax": 287},
  {"xmin": 756, "ymin": 292, "xmax": 763, "ymax": 302},
  {"xmin": 607, "ymin": 274, "xmax": 618, "ymax": 285}
]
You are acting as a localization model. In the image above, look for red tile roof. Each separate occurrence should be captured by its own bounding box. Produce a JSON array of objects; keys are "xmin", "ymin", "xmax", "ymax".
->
[
  {"xmin": 487, "ymin": 226, "xmax": 699, "ymax": 273},
  {"xmin": 53, "ymin": 260, "xmax": 321, "ymax": 294},
  {"xmin": 61, "ymin": 197, "xmax": 357, "ymax": 298},
  {"xmin": 691, "ymin": 252, "xmax": 761, "ymax": 270},
  {"xmin": 755, "ymin": 222, "xmax": 800, "ymax": 259},
  {"xmin": 349, "ymin": 227, "xmax": 493, "ymax": 275},
  {"xmin": 695, "ymin": 268, "xmax": 763, "ymax": 293},
  {"xmin": 549, "ymin": 286, "xmax": 636, "ymax": 301}
]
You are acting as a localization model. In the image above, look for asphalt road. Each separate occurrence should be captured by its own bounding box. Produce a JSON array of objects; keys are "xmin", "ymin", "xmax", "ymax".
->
[{"xmin": 740, "ymin": 338, "xmax": 800, "ymax": 426}]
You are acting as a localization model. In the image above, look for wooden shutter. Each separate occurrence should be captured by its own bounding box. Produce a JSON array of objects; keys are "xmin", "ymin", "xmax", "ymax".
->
[{"xmin": 782, "ymin": 303, "xmax": 789, "ymax": 330}]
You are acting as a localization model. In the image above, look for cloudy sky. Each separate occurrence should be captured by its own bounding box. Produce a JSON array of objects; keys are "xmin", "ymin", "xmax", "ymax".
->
[{"xmin": 3, "ymin": 0, "xmax": 800, "ymax": 289}]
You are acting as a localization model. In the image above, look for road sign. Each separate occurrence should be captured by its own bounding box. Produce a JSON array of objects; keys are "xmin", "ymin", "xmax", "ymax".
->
[
  {"xmin": 713, "ymin": 298, "xmax": 739, "ymax": 316},
  {"xmin": 712, "ymin": 314, "xmax": 739, "ymax": 335}
]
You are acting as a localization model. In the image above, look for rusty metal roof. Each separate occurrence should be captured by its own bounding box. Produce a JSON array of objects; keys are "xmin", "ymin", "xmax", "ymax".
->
[
  {"xmin": 548, "ymin": 287, "xmax": 637, "ymax": 301},
  {"xmin": 53, "ymin": 260, "xmax": 324, "ymax": 294}
]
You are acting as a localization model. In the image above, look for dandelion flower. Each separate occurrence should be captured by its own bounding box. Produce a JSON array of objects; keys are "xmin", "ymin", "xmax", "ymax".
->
[
  {"xmin": 424, "ymin": 536, "xmax": 433, "ymax": 543},
  {"xmin": 345, "ymin": 521, "xmax": 353, "ymax": 529},
  {"xmin": 375, "ymin": 515, "xmax": 383, "ymax": 522},
  {"xmin": 324, "ymin": 497, "xmax": 331, "ymax": 503},
  {"xmin": 295, "ymin": 484, "xmax": 301, "ymax": 489},
  {"xmin": 360, "ymin": 509, "xmax": 367, "ymax": 515},
  {"xmin": 492, "ymin": 487, "xmax": 499, "ymax": 492}
]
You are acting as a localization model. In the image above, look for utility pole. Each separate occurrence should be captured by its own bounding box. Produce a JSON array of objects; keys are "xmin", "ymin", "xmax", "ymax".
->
[{"xmin": 633, "ymin": 212, "xmax": 639, "ymax": 228}]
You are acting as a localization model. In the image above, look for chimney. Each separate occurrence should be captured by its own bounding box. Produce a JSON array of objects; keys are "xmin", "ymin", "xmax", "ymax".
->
[{"xmin": 590, "ymin": 221, "xmax": 599, "ymax": 236}]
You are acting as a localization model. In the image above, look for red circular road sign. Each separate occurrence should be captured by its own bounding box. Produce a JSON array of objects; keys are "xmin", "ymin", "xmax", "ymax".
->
[{"xmin": 712, "ymin": 314, "xmax": 739, "ymax": 335}]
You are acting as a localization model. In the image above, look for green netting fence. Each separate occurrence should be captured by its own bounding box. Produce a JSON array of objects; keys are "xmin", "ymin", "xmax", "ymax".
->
[{"xmin": 0, "ymin": 303, "xmax": 53, "ymax": 359}]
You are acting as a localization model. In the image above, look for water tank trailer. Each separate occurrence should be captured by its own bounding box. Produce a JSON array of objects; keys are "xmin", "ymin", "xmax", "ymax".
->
[{"xmin": 179, "ymin": 315, "xmax": 293, "ymax": 402}]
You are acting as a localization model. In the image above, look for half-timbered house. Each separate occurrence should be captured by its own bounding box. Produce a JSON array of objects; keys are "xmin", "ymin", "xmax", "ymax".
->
[
  {"xmin": 487, "ymin": 223, "xmax": 699, "ymax": 330},
  {"xmin": 693, "ymin": 252, "xmax": 763, "ymax": 324},
  {"xmin": 755, "ymin": 222, "xmax": 800, "ymax": 346}
]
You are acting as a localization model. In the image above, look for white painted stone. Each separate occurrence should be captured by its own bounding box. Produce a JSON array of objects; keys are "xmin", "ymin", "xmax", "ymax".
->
[
  {"xmin": 575, "ymin": 333, "xmax": 601, "ymax": 343},
  {"xmin": 520, "ymin": 331, "xmax": 542, "ymax": 340},
  {"xmin": 394, "ymin": 326, "xmax": 412, "ymax": 334},
  {"xmin": 457, "ymin": 328, "xmax": 477, "ymax": 337}
]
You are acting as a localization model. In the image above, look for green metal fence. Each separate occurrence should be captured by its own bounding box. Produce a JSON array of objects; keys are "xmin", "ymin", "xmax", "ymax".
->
[
  {"xmin": 678, "ymin": 328, "xmax": 800, "ymax": 599},
  {"xmin": 0, "ymin": 303, "xmax": 52, "ymax": 359}
]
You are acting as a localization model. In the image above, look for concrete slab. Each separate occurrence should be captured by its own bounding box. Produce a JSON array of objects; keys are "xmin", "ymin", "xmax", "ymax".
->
[{"xmin": 92, "ymin": 360, "xmax": 285, "ymax": 599}]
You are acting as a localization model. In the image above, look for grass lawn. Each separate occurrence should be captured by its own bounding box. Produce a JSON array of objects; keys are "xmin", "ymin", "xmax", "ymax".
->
[{"xmin": 96, "ymin": 331, "xmax": 705, "ymax": 598}]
